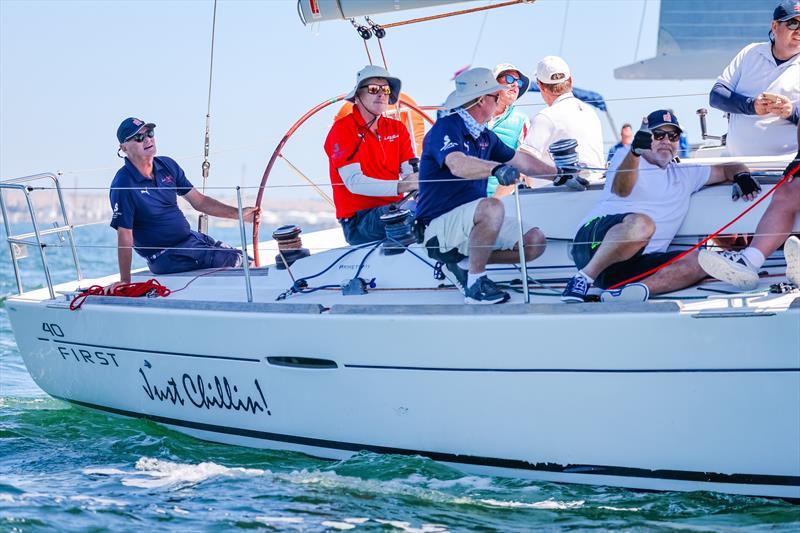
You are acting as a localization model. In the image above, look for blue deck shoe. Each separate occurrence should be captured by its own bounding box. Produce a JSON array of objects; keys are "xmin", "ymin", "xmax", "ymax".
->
[
  {"xmin": 600, "ymin": 282, "xmax": 650, "ymax": 303},
  {"xmin": 561, "ymin": 274, "xmax": 590, "ymax": 303},
  {"xmin": 465, "ymin": 275, "xmax": 510, "ymax": 305},
  {"xmin": 444, "ymin": 262, "xmax": 468, "ymax": 295}
]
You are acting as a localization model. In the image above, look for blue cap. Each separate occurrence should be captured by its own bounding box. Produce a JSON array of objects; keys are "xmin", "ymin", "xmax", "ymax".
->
[
  {"xmin": 774, "ymin": 0, "xmax": 800, "ymax": 21},
  {"xmin": 646, "ymin": 109, "xmax": 682, "ymax": 133},
  {"xmin": 117, "ymin": 117, "xmax": 155, "ymax": 143}
]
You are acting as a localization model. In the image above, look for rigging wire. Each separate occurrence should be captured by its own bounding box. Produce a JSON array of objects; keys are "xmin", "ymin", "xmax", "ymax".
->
[
  {"xmin": 557, "ymin": 0, "xmax": 570, "ymax": 57},
  {"xmin": 633, "ymin": 0, "xmax": 648, "ymax": 62},
  {"xmin": 381, "ymin": 0, "xmax": 527, "ymax": 29},
  {"xmin": 467, "ymin": 8, "xmax": 490, "ymax": 68},
  {"xmin": 198, "ymin": 0, "xmax": 218, "ymax": 234}
]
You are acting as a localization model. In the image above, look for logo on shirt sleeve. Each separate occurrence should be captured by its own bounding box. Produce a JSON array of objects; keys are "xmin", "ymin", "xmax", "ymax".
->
[
  {"xmin": 331, "ymin": 142, "xmax": 343, "ymax": 160},
  {"xmin": 112, "ymin": 202, "xmax": 121, "ymax": 220},
  {"xmin": 440, "ymin": 135, "xmax": 458, "ymax": 151},
  {"xmin": 162, "ymin": 174, "xmax": 174, "ymax": 185}
]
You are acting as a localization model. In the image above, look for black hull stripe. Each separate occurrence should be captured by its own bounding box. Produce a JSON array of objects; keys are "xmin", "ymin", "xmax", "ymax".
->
[
  {"xmin": 38, "ymin": 338, "xmax": 259, "ymax": 363},
  {"xmin": 58, "ymin": 396, "xmax": 799, "ymax": 488},
  {"xmin": 345, "ymin": 365, "xmax": 800, "ymax": 373}
]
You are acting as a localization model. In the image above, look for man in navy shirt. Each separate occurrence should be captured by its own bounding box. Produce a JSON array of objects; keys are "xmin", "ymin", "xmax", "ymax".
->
[
  {"xmin": 110, "ymin": 117, "xmax": 260, "ymax": 283},
  {"xmin": 417, "ymin": 68, "xmax": 572, "ymax": 304}
]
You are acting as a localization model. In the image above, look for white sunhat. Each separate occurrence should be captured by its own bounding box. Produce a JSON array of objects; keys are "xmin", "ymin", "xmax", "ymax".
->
[
  {"xmin": 442, "ymin": 68, "xmax": 505, "ymax": 110},
  {"xmin": 536, "ymin": 55, "xmax": 571, "ymax": 84},
  {"xmin": 344, "ymin": 65, "xmax": 402, "ymax": 105},
  {"xmin": 492, "ymin": 63, "xmax": 530, "ymax": 99}
]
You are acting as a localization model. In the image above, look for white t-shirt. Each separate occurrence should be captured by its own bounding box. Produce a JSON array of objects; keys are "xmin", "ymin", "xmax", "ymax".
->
[
  {"xmin": 717, "ymin": 42, "xmax": 800, "ymax": 157},
  {"xmin": 579, "ymin": 148, "xmax": 711, "ymax": 254},
  {"xmin": 522, "ymin": 92, "xmax": 606, "ymax": 170}
]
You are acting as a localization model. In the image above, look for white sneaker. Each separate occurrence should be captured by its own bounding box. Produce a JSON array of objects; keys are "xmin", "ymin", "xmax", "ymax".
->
[
  {"xmin": 785, "ymin": 236, "xmax": 800, "ymax": 287},
  {"xmin": 698, "ymin": 249, "xmax": 759, "ymax": 290},
  {"xmin": 600, "ymin": 283, "xmax": 649, "ymax": 303}
]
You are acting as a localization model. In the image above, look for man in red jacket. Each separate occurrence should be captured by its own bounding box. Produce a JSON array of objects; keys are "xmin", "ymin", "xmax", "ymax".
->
[{"xmin": 325, "ymin": 65, "xmax": 419, "ymax": 244}]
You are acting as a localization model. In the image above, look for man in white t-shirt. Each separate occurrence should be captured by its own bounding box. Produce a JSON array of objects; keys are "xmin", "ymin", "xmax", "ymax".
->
[
  {"xmin": 710, "ymin": 0, "xmax": 800, "ymax": 157},
  {"xmin": 561, "ymin": 110, "xmax": 759, "ymax": 303},
  {"xmin": 521, "ymin": 56, "xmax": 605, "ymax": 182}
]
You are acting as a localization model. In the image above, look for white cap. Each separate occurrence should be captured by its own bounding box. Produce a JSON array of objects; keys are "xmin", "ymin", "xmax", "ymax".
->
[{"xmin": 536, "ymin": 56, "xmax": 571, "ymax": 84}]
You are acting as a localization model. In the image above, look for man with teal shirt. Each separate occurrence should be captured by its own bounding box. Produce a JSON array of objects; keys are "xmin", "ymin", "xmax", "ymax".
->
[{"xmin": 487, "ymin": 63, "xmax": 531, "ymax": 197}]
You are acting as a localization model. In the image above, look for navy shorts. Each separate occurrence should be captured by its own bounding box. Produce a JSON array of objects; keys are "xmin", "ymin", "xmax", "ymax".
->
[
  {"xmin": 572, "ymin": 213, "xmax": 682, "ymax": 289},
  {"xmin": 148, "ymin": 230, "xmax": 243, "ymax": 275},
  {"xmin": 340, "ymin": 201, "xmax": 416, "ymax": 245}
]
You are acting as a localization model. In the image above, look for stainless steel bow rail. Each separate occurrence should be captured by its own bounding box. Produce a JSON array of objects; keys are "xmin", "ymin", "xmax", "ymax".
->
[{"xmin": 0, "ymin": 173, "xmax": 83, "ymax": 299}]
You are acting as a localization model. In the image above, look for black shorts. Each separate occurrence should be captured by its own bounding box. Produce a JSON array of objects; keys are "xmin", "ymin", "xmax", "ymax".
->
[{"xmin": 572, "ymin": 213, "xmax": 682, "ymax": 289}]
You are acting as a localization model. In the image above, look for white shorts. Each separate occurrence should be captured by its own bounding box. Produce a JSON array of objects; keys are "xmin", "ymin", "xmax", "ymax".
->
[{"xmin": 423, "ymin": 197, "xmax": 536, "ymax": 257}]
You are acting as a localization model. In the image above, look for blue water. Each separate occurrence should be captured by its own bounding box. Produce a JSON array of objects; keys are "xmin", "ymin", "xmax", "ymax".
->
[{"xmin": 1, "ymin": 224, "xmax": 799, "ymax": 531}]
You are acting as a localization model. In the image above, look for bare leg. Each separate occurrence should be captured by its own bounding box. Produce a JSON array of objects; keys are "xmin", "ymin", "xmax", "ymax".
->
[
  {"xmin": 639, "ymin": 250, "xmax": 706, "ymax": 294},
  {"xmin": 583, "ymin": 214, "xmax": 655, "ymax": 279},
  {"xmin": 749, "ymin": 179, "xmax": 800, "ymax": 257},
  {"xmin": 489, "ymin": 228, "xmax": 547, "ymax": 263},
  {"xmin": 468, "ymin": 198, "xmax": 504, "ymax": 274}
]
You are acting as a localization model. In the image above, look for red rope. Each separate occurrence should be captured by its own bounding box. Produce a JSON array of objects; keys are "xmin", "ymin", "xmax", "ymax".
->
[
  {"xmin": 362, "ymin": 40, "xmax": 373, "ymax": 65},
  {"xmin": 70, "ymin": 279, "xmax": 171, "ymax": 310},
  {"xmin": 608, "ymin": 168, "xmax": 797, "ymax": 290}
]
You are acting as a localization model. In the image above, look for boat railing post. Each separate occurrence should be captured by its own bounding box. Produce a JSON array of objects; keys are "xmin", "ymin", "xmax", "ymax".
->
[
  {"xmin": 24, "ymin": 185, "xmax": 56, "ymax": 300},
  {"xmin": 51, "ymin": 172, "xmax": 83, "ymax": 282},
  {"xmin": 513, "ymin": 184, "xmax": 530, "ymax": 303},
  {"xmin": 0, "ymin": 183, "xmax": 24, "ymax": 295},
  {"xmin": 235, "ymin": 186, "xmax": 253, "ymax": 303}
]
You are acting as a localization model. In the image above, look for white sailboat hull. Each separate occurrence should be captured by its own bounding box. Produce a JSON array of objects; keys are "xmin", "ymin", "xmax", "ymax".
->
[{"xmin": 8, "ymin": 296, "xmax": 800, "ymax": 500}]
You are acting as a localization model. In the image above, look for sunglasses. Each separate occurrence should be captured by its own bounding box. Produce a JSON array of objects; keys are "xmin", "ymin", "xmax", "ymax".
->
[
  {"xmin": 126, "ymin": 129, "xmax": 155, "ymax": 143},
  {"xmin": 498, "ymin": 74, "xmax": 523, "ymax": 88},
  {"xmin": 783, "ymin": 18, "xmax": 800, "ymax": 30},
  {"xmin": 652, "ymin": 129, "xmax": 681, "ymax": 142},
  {"xmin": 363, "ymin": 84, "xmax": 392, "ymax": 96}
]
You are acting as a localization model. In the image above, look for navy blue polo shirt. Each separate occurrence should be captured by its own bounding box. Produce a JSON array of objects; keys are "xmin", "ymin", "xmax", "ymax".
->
[
  {"xmin": 109, "ymin": 156, "xmax": 194, "ymax": 257},
  {"xmin": 416, "ymin": 113, "xmax": 515, "ymax": 223}
]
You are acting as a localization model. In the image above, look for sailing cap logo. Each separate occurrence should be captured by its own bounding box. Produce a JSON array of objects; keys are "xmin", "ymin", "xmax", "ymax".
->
[
  {"xmin": 117, "ymin": 117, "xmax": 156, "ymax": 143},
  {"xmin": 774, "ymin": 0, "xmax": 800, "ymax": 20},
  {"xmin": 645, "ymin": 109, "xmax": 682, "ymax": 133}
]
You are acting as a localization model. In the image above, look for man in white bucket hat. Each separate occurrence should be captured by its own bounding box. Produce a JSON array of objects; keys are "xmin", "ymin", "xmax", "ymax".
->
[
  {"xmin": 415, "ymin": 67, "xmax": 570, "ymax": 304},
  {"xmin": 521, "ymin": 56, "xmax": 605, "ymax": 178},
  {"xmin": 325, "ymin": 65, "xmax": 419, "ymax": 245}
]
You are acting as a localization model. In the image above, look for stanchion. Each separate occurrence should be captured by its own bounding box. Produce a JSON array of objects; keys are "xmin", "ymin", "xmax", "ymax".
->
[
  {"xmin": 236, "ymin": 186, "xmax": 253, "ymax": 303},
  {"xmin": 513, "ymin": 184, "xmax": 530, "ymax": 303}
]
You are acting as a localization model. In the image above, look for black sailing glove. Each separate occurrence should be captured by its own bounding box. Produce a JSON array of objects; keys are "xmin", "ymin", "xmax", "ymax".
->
[
  {"xmin": 731, "ymin": 172, "xmax": 761, "ymax": 201},
  {"xmin": 492, "ymin": 164, "xmax": 520, "ymax": 186},
  {"xmin": 553, "ymin": 165, "xmax": 590, "ymax": 191},
  {"xmin": 785, "ymin": 150, "xmax": 800, "ymax": 182},
  {"xmin": 631, "ymin": 117, "xmax": 652, "ymax": 157}
]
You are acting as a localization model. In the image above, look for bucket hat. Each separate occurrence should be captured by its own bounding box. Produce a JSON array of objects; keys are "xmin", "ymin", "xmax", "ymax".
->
[
  {"xmin": 492, "ymin": 63, "xmax": 530, "ymax": 99},
  {"xmin": 442, "ymin": 68, "xmax": 505, "ymax": 110},
  {"xmin": 345, "ymin": 65, "xmax": 402, "ymax": 105}
]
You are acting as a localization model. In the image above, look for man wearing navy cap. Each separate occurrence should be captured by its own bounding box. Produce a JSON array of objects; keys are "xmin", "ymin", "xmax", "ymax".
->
[
  {"xmin": 561, "ymin": 110, "xmax": 758, "ymax": 303},
  {"xmin": 710, "ymin": 0, "xmax": 800, "ymax": 157},
  {"xmin": 110, "ymin": 117, "xmax": 260, "ymax": 283}
]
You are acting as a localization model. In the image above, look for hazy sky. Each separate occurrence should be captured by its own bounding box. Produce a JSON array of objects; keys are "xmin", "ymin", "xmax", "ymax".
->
[{"xmin": 0, "ymin": 0, "xmax": 753, "ymax": 204}]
